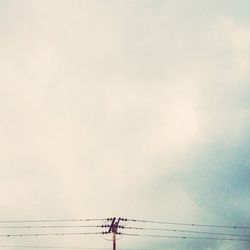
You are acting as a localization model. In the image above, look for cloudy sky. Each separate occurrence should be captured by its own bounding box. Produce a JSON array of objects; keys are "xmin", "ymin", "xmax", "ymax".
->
[{"xmin": 0, "ymin": 0, "xmax": 250, "ymax": 249}]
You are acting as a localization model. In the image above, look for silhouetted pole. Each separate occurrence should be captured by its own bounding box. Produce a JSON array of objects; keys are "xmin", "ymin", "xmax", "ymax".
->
[
  {"xmin": 108, "ymin": 217, "xmax": 121, "ymax": 250},
  {"xmin": 113, "ymin": 231, "xmax": 116, "ymax": 250}
]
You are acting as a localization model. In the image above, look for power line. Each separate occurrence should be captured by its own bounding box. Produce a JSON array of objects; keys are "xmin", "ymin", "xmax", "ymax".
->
[
  {"xmin": 122, "ymin": 226, "xmax": 250, "ymax": 238},
  {"xmin": 0, "ymin": 246, "xmax": 110, "ymax": 249},
  {"xmin": 126, "ymin": 219, "xmax": 250, "ymax": 229},
  {"xmin": 0, "ymin": 232, "xmax": 102, "ymax": 237},
  {"xmin": 0, "ymin": 219, "xmax": 104, "ymax": 223},
  {"xmin": 0, "ymin": 246, "xmax": 108, "ymax": 250},
  {"xmin": 122, "ymin": 233, "xmax": 250, "ymax": 242},
  {"xmin": 0, "ymin": 246, "xmax": 154, "ymax": 250},
  {"xmin": 0, "ymin": 225, "xmax": 101, "ymax": 229}
]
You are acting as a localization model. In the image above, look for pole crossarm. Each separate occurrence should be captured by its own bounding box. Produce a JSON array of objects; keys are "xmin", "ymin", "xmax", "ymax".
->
[{"xmin": 105, "ymin": 217, "xmax": 122, "ymax": 250}]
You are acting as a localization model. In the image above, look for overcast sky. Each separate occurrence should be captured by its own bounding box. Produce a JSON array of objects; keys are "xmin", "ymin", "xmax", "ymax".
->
[{"xmin": 0, "ymin": 0, "xmax": 250, "ymax": 249}]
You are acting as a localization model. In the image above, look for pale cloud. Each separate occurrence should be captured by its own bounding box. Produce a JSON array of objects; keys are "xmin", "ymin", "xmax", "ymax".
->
[{"xmin": 0, "ymin": 0, "xmax": 250, "ymax": 249}]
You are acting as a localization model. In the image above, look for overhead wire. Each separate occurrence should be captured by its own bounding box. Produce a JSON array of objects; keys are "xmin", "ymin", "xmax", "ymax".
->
[
  {"xmin": 0, "ymin": 246, "xmax": 154, "ymax": 250},
  {"xmin": 0, "ymin": 225, "xmax": 101, "ymax": 229},
  {"xmin": 0, "ymin": 246, "xmax": 108, "ymax": 250},
  {"xmin": 0, "ymin": 219, "xmax": 104, "ymax": 223},
  {"xmin": 126, "ymin": 218, "xmax": 250, "ymax": 229},
  {"xmin": 0, "ymin": 246, "xmax": 110, "ymax": 249},
  {"xmin": 0, "ymin": 232, "xmax": 103, "ymax": 237},
  {"xmin": 122, "ymin": 232, "xmax": 250, "ymax": 242},
  {"xmin": 122, "ymin": 226, "xmax": 250, "ymax": 238},
  {"xmin": 1, "ymin": 217, "xmax": 249, "ymax": 244}
]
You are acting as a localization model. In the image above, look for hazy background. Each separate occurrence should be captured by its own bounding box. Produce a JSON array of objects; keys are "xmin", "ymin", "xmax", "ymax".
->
[{"xmin": 0, "ymin": 0, "xmax": 250, "ymax": 249}]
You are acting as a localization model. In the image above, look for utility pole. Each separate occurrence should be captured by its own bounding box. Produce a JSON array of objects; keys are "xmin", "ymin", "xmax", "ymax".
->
[{"xmin": 108, "ymin": 217, "xmax": 121, "ymax": 250}]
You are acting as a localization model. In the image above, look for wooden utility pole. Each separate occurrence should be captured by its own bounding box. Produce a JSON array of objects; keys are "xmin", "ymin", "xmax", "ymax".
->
[
  {"xmin": 108, "ymin": 217, "xmax": 121, "ymax": 250},
  {"xmin": 113, "ymin": 231, "xmax": 116, "ymax": 250}
]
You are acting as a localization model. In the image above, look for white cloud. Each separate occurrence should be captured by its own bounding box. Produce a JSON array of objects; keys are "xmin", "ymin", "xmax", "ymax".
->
[{"xmin": 0, "ymin": 1, "xmax": 249, "ymax": 249}]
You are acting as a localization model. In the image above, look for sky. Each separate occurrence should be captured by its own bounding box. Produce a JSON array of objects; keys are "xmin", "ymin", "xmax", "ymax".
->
[{"xmin": 0, "ymin": 0, "xmax": 250, "ymax": 249}]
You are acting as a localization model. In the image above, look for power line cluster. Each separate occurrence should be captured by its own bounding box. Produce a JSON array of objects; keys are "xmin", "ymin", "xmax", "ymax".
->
[
  {"xmin": 125, "ymin": 218, "xmax": 250, "ymax": 229},
  {"xmin": 102, "ymin": 217, "xmax": 250, "ymax": 242},
  {"xmin": 0, "ymin": 246, "xmax": 154, "ymax": 250},
  {"xmin": 0, "ymin": 219, "xmax": 103, "ymax": 223},
  {"xmin": 0, "ymin": 217, "xmax": 249, "ymax": 249},
  {"xmin": 128, "ymin": 218, "xmax": 250, "ymax": 241},
  {"xmin": 0, "ymin": 218, "xmax": 103, "ymax": 238}
]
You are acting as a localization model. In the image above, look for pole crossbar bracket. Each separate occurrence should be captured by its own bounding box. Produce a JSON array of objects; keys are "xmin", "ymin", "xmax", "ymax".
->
[{"xmin": 107, "ymin": 217, "xmax": 122, "ymax": 250}]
